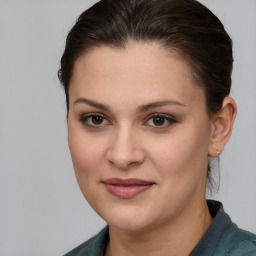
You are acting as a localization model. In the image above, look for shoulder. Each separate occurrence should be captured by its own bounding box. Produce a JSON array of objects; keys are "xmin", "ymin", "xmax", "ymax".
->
[
  {"xmin": 215, "ymin": 222, "xmax": 256, "ymax": 256},
  {"xmin": 63, "ymin": 236, "xmax": 92, "ymax": 256},
  {"xmin": 191, "ymin": 201, "xmax": 256, "ymax": 256},
  {"xmin": 63, "ymin": 226, "xmax": 109, "ymax": 256}
]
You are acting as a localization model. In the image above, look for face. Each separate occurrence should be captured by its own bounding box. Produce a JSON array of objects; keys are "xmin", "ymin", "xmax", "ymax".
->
[{"xmin": 68, "ymin": 42, "xmax": 214, "ymax": 232}]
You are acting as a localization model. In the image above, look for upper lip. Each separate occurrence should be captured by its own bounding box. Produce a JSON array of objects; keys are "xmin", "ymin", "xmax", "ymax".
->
[{"xmin": 102, "ymin": 178, "xmax": 155, "ymax": 186}]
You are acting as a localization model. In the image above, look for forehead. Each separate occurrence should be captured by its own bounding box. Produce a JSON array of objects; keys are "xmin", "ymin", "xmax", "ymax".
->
[{"xmin": 70, "ymin": 42, "xmax": 205, "ymax": 109}]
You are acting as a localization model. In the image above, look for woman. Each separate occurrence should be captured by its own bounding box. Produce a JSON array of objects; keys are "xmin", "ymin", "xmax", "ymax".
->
[{"xmin": 58, "ymin": 0, "xmax": 256, "ymax": 255}]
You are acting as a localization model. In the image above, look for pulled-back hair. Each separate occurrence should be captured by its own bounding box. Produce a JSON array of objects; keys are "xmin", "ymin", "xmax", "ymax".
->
[
  {"xmin": 58, "ymin": 0, "xmax": 233, "ymax": 115},
  {"xmin": 58, "ymin": 0, "xmax": 233, "ymax": 189}
]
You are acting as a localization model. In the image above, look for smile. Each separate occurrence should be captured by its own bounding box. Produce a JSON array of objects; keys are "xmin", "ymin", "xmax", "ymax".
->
[{"xmin": 102, "ymin": 178, "xmax": 155, "ymax": 199}]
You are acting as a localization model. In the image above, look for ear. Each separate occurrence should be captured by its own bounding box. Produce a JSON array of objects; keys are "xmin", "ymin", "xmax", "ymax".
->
[{"xmin": 208, "ymin": 97, "xmax": 237, "ymax": 157}]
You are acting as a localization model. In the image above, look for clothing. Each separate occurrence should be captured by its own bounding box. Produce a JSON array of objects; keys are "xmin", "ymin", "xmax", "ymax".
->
[{"xmin": 64, "ymin": 200, "xmax": 256, "ymax": 256}]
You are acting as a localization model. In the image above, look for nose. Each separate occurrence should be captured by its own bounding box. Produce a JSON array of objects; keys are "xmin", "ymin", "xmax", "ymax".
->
[{"xmin": 106, "ymin": 126, "xmax": 145, "ymax": 169}]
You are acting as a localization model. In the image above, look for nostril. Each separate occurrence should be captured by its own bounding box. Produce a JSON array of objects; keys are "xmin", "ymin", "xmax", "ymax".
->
[
  {"xmin": 106, "ymin": 130, "xmax": 145, "ymax": 169},
  {"xmin": 107, "ymin": 149, "xmax": 145, "ymax": 170},
  {"xmin": 107, "ymin": 155, "xmax": 135, "ymax": 169}
]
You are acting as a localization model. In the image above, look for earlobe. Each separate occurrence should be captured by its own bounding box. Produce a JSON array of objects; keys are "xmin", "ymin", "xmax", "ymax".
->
[{"xmin": 208, "ymin": 97, "xmax": 237, "ymax": 157}]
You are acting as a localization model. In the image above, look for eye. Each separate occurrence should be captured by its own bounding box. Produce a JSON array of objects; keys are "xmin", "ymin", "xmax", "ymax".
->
[
  {"xmin": 145, "ymin": 114, "xmax": 176, "ymax": 128},
  {"xmin": 80, "ymin": 113, "xmax": 110, "ymax": 127}
]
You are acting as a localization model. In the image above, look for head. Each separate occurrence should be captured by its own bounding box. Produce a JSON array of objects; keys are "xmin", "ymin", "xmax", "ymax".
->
[
  {"xmin": 59, "ymin": 0, "xmax": 233, "ymax": 115},
  {"xmin": 58, "ymin": 0, "xmax": 236, "ymax": 231}
]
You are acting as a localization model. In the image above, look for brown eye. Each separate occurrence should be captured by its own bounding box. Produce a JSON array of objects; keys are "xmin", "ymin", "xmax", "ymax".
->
[
  {"xmin": 145, "ymin": 114, "xmax": 177, "ymax": 128},
  {"xmin": 80, "ymin": 113, "xmax": 110, "ymax": 128},
  {"xmin": 91, "ymin": 115, "xmax": 104, "ymax": 125},
  {"xmin": 153, "ymin": 116, "xmax": 165, "ymax": 126}
]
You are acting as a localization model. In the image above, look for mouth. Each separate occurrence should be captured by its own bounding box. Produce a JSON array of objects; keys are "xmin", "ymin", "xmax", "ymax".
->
[{"xmin": 102, "ymin": 178, "xmax": 155, "ymax": 199}]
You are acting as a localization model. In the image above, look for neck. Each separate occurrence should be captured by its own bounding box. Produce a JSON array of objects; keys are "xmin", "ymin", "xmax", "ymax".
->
[{"xmin": 105, "ymin": 199, "xmax": 212, "ymax": 256}]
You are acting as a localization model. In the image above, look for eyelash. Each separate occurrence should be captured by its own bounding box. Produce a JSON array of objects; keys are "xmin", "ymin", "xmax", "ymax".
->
[
  {"xmin": 80, "ymin": 113, "xmax": 110, "ymax": 128},
  {"xmin": 79, "ymin": 113, "xmax": 177, "ymax": 129},
  {"xmin": 144, "ymin": 113, "xmax": 177, "ymax": 128}
]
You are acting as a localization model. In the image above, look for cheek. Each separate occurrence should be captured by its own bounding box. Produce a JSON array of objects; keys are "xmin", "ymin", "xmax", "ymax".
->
[
  {"xmin": 67, "ymin": 124, "xmax": 109, "ymax": 208},
  {"xmin": 67, "ymin": 123, "xmax": 105, "ymax": 179},
  {"xmin": 146, "ymin": 128, "xmax": 210, "ymax": 212},
  {"xmin": 147, "ymin": 125, "xmax": 210, "ymax": 179}
]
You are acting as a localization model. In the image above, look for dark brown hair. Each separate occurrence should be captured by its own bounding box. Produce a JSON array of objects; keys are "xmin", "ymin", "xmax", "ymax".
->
[
  {"xmin": 58, "ymin": 0, "xmax": 233, "ymax": 115},
  {"xmin": 58, "ymin": 0, "xmax": 233, "ymax": 188}
]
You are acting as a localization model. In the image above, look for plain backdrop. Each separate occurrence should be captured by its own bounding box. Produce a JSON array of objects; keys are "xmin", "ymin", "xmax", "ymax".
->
[{"xmin": 0, "ymin": 0, "xmax": 256, "ymax": 255}]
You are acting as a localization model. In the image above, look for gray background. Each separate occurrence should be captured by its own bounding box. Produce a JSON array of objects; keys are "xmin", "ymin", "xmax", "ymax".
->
[{"xmin": 0, "ymin": 0, "xmax": 255, "ymax": 255}]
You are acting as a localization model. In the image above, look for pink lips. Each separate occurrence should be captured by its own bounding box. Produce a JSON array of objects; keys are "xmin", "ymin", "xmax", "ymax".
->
[{"xmin": 102, "ymin": 178, "xmax": 154, "ymax": 199}]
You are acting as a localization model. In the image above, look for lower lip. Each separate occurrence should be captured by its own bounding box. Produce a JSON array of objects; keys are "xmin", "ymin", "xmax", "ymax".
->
[{"xmin": 104, "ymin": 183, "xmax": 154, "ymax": 199}]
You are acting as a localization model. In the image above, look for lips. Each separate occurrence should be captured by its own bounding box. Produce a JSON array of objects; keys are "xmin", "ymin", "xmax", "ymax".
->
[{"xmin": 102, "ymin": 178, "xmax": 154, "ymax": 199}]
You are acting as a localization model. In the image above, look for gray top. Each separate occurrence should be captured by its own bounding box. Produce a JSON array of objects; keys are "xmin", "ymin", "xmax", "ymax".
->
[{"xmin": 64, "ymin": 200, "xmax": 256, "ymax": 256}]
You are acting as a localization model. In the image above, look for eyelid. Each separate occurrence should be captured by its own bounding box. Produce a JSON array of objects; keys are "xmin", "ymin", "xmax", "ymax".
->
[
  {"xmin": 79, "ymin": 112, "xmax": 177, "ymax": 129},
  {"xmin": 80, "ymin": 112, "xmax": 104, "ymax": 117},
  {"xmin": 143, "ymin": 113, "xmax": 177, "ymax": 128},
  {"xmin": 80, "ymin": 112, "xmax": 111, "ymax": 127}
]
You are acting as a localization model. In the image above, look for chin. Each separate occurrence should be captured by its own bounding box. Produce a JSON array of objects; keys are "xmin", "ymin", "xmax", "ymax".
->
[
  {"xmin": 99, "ymin": 206, "xmax": 157, "ymax": 232},
  {"xmin": 109, "ymin": 219, "xmax": 151, "ymax": 232}
]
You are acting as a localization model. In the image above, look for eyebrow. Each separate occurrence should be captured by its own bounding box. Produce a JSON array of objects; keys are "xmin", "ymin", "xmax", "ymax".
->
[
  {"xmin": 73, "ymin": 98, "xmax": 109, "ymax": 110},
  {"xmin": 136, "ymin": 100, "xmax": 186, "ymax": 112},
  {"xmin": 73, "ymin": 98, "xmax": 186, "ymax": 112}
]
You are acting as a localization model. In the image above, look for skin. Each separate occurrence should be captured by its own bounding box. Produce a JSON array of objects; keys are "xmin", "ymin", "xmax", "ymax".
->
[{"xmin": 67, "ymin": 42, "xmax": 237, "ymax": 256}]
